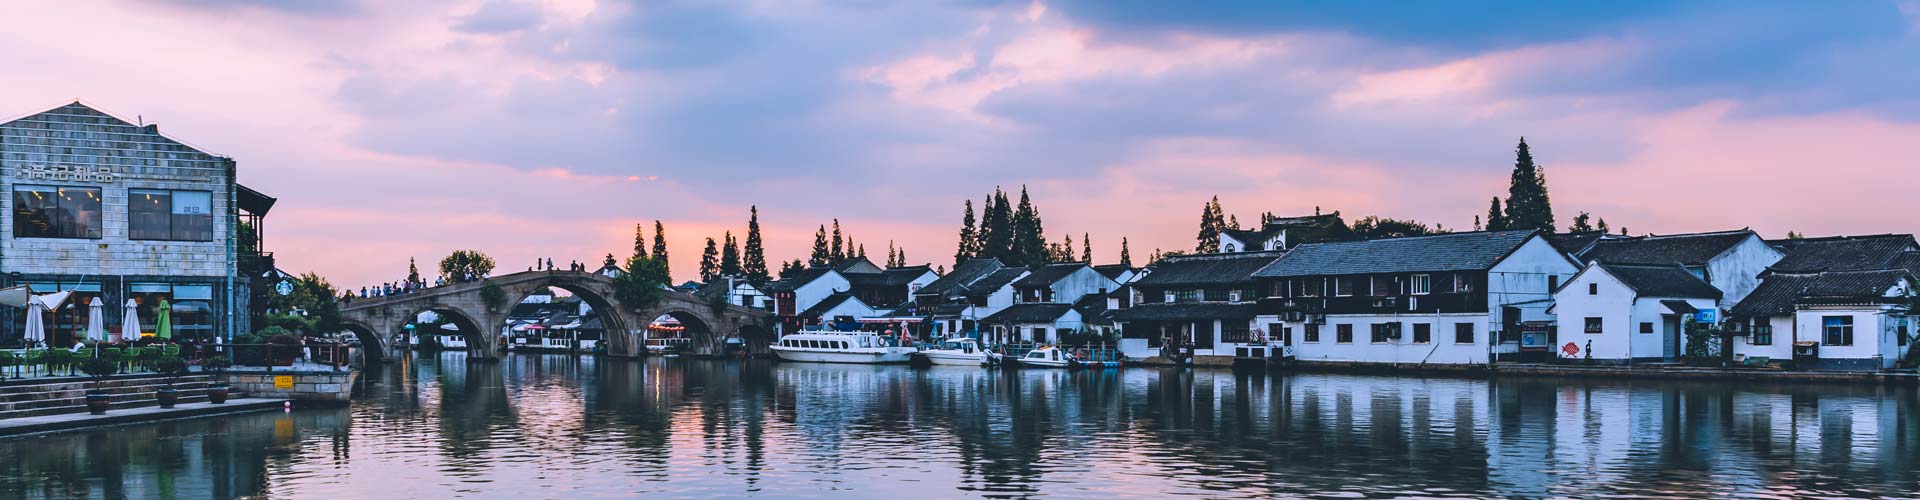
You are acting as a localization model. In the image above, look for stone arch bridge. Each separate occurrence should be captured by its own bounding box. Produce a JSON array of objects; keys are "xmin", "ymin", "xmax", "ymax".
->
[{"xmin": 339, "ymin": 270, "xmax": 774, "ymax": 362}]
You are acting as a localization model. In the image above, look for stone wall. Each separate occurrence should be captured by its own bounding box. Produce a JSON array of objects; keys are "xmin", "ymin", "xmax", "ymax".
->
[{"xmin": 224, "ymin": 370, "xmax": 358, "ymax": 402}]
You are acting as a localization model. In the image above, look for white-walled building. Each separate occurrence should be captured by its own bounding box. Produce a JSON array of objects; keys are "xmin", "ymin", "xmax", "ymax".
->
[
  {"xmin": 981, "ymin": 303, "xmax": 1083, "ymax": 344},
  {"xmin": 1217, "ymin": 212, "xmax": 1357, "ymax": 253},
  {"xmin": 1110, "ymin": 251, "xmax": 1285, "ymax": 362},
  {"xmin": 797, "ymin": 291, "xmax": 878, "ymax": 329},
  {"xmin": 1551, "ymin": 262, "xmax": 1722, "ymax": 363},
  {"xmin": 1253, "ymin": 230, "xmax": 1580, "ymax": 366},
  {"xmin": 1576, "ymin": 229, "xmax": 1783, "ymax": 307},
  {"xmin": 1728, "ymin": 234, "xmax": 1920, "ymax": 370}
]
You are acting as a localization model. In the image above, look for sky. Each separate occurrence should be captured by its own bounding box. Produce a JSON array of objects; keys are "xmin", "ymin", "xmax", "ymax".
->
[{"xmin": 4, "ymin": 0, "xmax": 1919, "ymax": 288}]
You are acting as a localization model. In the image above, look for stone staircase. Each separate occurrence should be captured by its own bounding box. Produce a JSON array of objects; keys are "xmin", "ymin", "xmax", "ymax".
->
[{"xmin": 0, "ymin": 374, "xmax": 224, "ymax": 420}]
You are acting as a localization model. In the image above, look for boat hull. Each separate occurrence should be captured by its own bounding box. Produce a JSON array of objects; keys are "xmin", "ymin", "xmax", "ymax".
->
[
  {"xmin": 919, "ymin": 351, "xmax": 987, "ymax": 366},
  {"xmin": 1014, "ymin": 358, "xmax": 1071, "ymax": 368},
  {"xmin": 773, "ymin": 347, "xmax": 913, "ymax": 364}
]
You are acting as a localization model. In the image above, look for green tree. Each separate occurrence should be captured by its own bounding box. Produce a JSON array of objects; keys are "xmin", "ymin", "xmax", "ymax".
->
[
  {"xmin": 720, "ymin": 232, "xmax": 742, "ymax": 277},
  {"xmin": 897, "ymin": 248, "xmax": 906, "ymax": 267},
  {"xmin": 955, "ymin": 199, "xmax": 977, "ymax": 266},
  {"xmin": 1081, "ymin": 233, "xmax": 1092, "ymax": 262},
  {"xmin": 699, "ymin": 237, "xmax": 720, "ymax": 283},
  {"xmin": 406, "ymin": 258, "xmax": 421, "ymax": 286},
  {"xmin": 633, "ymin": 223, "xmax": 648, "ymax": 259},
  {"xmin": 1485, "ymin": 197, "xmax": 1507, "ymax": 231},
  {"xmin": 1012, "ymin": 186, "xmax": 1047, "ymax": 266},
  {"xmin": 1196, "ymin": 196, "xmax": 1226, "ymax": 252},
  {"xmin": 614, "ymin": 255, "xmax": 669, "ymax": 308},
  {"xmin": 743, "ymin": 206, "xmax": 769, "ymax": 281},
  {"xmin": 263, "ymin": 272, "xmax": 342, "ymax": 336},
  {"xmin": 1501, "ymin": 138, "xmax": 1556, "ymax": 232},
  {"xmin": 1568, "ymin": 211, "xmax": 1594, "ymax": 233},
  {"xmin": 779, "ymin": 259, "xmax": 807, "ymax": 279},
  {"xmin": 439, "ymin": 250, "xmax": 495, "ymax": 283},
  {"xmin": 810, "ymin": 225, "xmax": 831, "ymax": 266},
  {"xmin": 1350, "ymin": 216, "xmax": 1446, "ymax": 239},
  {"xmin": 1595, "ymin": 218, "xmax": 1610, "ymax": 234},
  {"xmin": 651, "ymin": 220, "xmax": 670, "ymax": 281},
  {"xmin": 1119, "ymin": 238, "xmax": 1132, "ymax": 267},
  {"xmin": 831, "ymin": 219, "xmax": 845, "ymax": 261},
  {"xmin": 1786, "ymin": 231, "xmax": 1805, "ymax": 239},
  {"xmin": 980, "ymin": 189, "xmax": 1014, "ymax": 263}
]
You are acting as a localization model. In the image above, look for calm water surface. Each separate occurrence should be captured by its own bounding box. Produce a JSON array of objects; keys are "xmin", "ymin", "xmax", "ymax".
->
[{"xmin": 3, "ymin": 353, "xmax": 1919, "ymax": 499}]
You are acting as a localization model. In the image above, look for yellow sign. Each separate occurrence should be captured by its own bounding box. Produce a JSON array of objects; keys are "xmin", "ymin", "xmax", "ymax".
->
[{"xmin": 273, "ymin": 375, "xmax": 294, "ymax": 389}]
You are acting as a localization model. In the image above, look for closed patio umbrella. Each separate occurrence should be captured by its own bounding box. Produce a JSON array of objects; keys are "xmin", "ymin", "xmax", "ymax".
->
[
  {"xmin": 23, "ymin": 300, "xmax": 46, "ymax": 346},
  {"xmin": 155, "ymin": 300, "xmax": 172, "ymax": 340},
  {"xmin": 86, "ymin": 297, "xmax": 106, "ymax": 344},
  {"xmin": 121, "ymin": 299, "xmax": 141, "ymax": 343}
]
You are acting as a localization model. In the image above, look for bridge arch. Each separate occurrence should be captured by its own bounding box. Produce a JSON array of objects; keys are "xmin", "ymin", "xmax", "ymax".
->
[{"xmin": 496, "ymin": 280, "xmax": 633, "ymax": 356}]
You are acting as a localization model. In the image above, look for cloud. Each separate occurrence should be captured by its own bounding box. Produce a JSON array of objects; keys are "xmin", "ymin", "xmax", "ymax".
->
[{"xmin": 453, "ymin": 1, "xmax": 544, "ymax": 34}]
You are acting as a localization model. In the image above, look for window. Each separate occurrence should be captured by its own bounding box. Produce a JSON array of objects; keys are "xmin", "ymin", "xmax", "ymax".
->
[
  {"xmin": 1752, "ymin": 321, "xmax": 1773, "ymax": 346},
  {"xmin": 1411, "ymin": 274, "xmax": 1432, "ymax": 295},
  {"xmin": 13, "ymin": 185, "xmax": 102, "ymax": 238},
  {"xmin": 1302, "ymin": 279, "xmax": 1324, "ymax": 297},
  {"xmin": 1172, "ymin": 290, "xmax": 1199, "ymax": 303},
  {"xmin": 1900, "ymin": 323, "xmax": 1909, "ymax": 347},
  {"xmin": 1454, "ymin": 275, "xmax": 1475, "ymax": 293},
  {"xmin": 1304, "ymin": 324, "xmax": 1320, "ymax": 343},
  {"xmin": 1640, "ymin": 322, "xmax": 1654, "ymax": 334},
  {"xmin": 1224, "ymin": 243, "xmax": 1237, "ymax": 252},
  {"xmin": 128, "ymin": 282, "xmax": 215, "ymax": 340},
  {"xmin": 1203, "ymin": 288, "xmax": 1228, "ymax": 302},
  {"xmin": 1370, "ymin": 323, "xmax": 1395, "ymax": 343},
  {"xmin": 1336, "ymin": 324, "xmax": 1354, "ymax": 343},
  {"xmin": 1222, "ymin": 322, "xmax": 1251, "ymax": 344},
  {"xmin": 1589, "ymin": 283, "xmax": 1599, "ymax": 295},
  {"xmin": 1548, "ymin": 275, "xmax": 1560, "ymax": 292},
  {"xmin": 1454, "ymin": 323, "xmax": 1474, "ymax": 344},
  {"xmin": 1584, "ymin": 317, "xmax": 1603, "ymax": 334},
  {"xmin": 1371, "ymin": 276, "xmax": 1393, "ymax": 297},
  {"xmin": 1823, "ymin": 316, "xmax": 1853, "ymax": 346},
  {"xmin": 1334, "ymin": 277, "xmax": 1356, "ymax": 297},
  {"xmin": 1413, "ymin": 323, "xmax": 1431, "ymax": 344},
  {"xmin": 129, "ymin": 189, "xmax": 214, "ymax": 241}
]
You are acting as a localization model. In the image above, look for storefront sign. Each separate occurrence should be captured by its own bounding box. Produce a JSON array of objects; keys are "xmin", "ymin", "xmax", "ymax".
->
[
  {"xmin": 273, "ymin": 375, "xmax": 294, "ymax": 389},
  {"xmin": 14, "ymin": 164, "xmax": 119, "ymax": 183}
]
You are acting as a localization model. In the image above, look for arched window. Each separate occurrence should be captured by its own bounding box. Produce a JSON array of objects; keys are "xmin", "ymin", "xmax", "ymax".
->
[{"xmin": 1224, "ymin": 243, "xmax": 1237, "ymax": 252}]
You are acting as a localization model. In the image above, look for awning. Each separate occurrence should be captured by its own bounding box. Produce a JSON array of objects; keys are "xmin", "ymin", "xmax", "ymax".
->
[
  {"xmin": 1661, "ymin": 300, "xmax": 1698, "ymax": 315},
  {"xmin": 237, "ymin": 184, "xmax": 277, "ymax": 216}
]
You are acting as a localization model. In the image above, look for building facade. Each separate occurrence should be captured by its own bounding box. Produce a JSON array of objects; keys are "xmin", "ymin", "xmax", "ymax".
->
[{"xmin": 1, "ymin": 102, "xmax": 261, "ymax": 345}]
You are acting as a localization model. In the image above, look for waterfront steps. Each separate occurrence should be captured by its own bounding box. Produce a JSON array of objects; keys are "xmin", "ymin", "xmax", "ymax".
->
[{"xmin": 0, "ymin": 375, "xmax": 223, "ymax": 420}]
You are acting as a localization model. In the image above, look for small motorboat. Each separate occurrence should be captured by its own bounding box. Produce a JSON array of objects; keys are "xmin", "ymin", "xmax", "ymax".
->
[
  {"xmin": 772, "ymin": 331, "xmax": 914, "ymax": 364},
  {"xmin": 915, "ymin": 338, "xmax": 988, "ymax": 366},
  {"xmin": 1015, "ymin": 345, "xmax": 1073, "ymax": 368}
]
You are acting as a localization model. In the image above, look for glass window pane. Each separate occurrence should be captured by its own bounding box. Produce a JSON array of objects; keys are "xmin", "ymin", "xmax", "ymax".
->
[
  {"xmin": 13, "ymin": 185, "xmax": 57, "ymax": 237},
  {"xmin": 129, "ymin": 189, "xmax": 171, "ymax": 240},
  {"xmin": 58, "ymin": 187, "xmax": 102, "ymax": 238},
  {"xmin": 170, "ymin": 191, "xmax": 213, "ymax": 241}
]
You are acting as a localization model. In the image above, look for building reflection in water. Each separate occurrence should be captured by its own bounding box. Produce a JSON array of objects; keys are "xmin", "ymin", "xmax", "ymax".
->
[{"xmin": 2, "ymin": 356, "xmax": 1917, "ymax": 498}]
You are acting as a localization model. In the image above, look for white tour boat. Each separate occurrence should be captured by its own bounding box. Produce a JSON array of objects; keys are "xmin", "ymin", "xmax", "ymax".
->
[
  {"xmin": 1015, "ymin": 345, "xmax": 1073, "ymax": 368},
  {"xmin": 915, "ymin": 338, "xmax": 988, "ymax": 366},
  {"xmin": 772, "ymin": 331, "xmax": 914, "ymax": 364}
]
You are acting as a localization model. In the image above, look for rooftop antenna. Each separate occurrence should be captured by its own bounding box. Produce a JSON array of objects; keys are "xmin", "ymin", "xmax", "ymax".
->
[{"xmin": 137, "ymin": 115, "xmax": 143, "ymax": 126}]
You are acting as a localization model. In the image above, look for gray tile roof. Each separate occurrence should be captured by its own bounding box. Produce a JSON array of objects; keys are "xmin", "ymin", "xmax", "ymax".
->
[
  {"xmin": 1109, "ymin": 302, "xmax": 1260, "ymax": 322},
  {"xmin": 1599, "ymin": 263, "xmax": 1722, "ymax": 299},
  {"xmin": 1013, "ymin": 262, "xmax": 1089, "ymax": 288},
  {"xmin": 1766, "ymin": 234, "xmax": 1919, "ymax": 273},
  {"xmin": 1133, "ymin": 251, "xmax": 1287, "ymax": 287},
  {"xmin": 1578, "ymin": 230, "xmax": 1755, "ymax": 266},
  {"xmin": 917, "ymin": 258, "xmax": 1003, "ymax": 297},
  {"xmin": 1253, "ymin": 230, "xmax": 1540, "ymax": 278},
  {"xmin": 1092, "ymin": 264, "xmax": 1135, "ymax": 281},
  {"xmin": 1220, "ymin": 212, "xmax": 1355, "ymax": 249},
  {"xmin": 981, "ymin": 303, "xmax": 1075, "ymax": 324},
  {"xmin": 964, "ymin": 268, "xmax": 1029, "ymax": 300},
  {"xmin": 798, "ymin": 292, "xmax": 861, "ymax": 318},
  {"xmin": 1731, "ymin": 270, "xmax": 1910, "ymax": 317}
]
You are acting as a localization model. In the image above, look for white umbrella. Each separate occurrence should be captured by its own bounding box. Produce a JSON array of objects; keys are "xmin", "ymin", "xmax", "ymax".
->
[
  {"xmin": 35, "ymin": 291, "xmax": 72, "ymax": 311},
  {"xmin": 0, "ymin": 286, "xmax": 29, "ymax": 309},
  {"xmin": 23, "ymin": 300, "xmax": 45, "ymax": 346},
  {"xmin": 121, "ymin": 299, "xmax": 141, "ymax": 343},
  {"xmin": 86, "ymin": 297, "xmax": 106, "ymax": 343}
]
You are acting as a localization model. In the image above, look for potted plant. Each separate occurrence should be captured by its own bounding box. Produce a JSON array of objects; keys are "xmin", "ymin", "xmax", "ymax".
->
[
  {"xmin": 268, "ymin": 334, "xmax": 303, "ymax": 366},
  {"xmin": 202, "ymin": 355, "xmax": 232, "ymax": 404},
  {"xmin": 151, "ymin": 356, "xmax": 189, "ymax": 408},
  {"xmin": 79, "ymin": 357, "xmax": 118, "ymax": 415}
]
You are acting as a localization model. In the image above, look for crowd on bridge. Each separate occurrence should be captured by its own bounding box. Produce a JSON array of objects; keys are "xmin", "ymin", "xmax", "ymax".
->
[{"xmin": 344, "ymin": 256, "xmax": 612, "ymax": 305}]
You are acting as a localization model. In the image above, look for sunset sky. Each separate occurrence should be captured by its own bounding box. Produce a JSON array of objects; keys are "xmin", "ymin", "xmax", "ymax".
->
[{"xmin": 5, "ymin": 1, "xmax": 1918, "ymax": 287}]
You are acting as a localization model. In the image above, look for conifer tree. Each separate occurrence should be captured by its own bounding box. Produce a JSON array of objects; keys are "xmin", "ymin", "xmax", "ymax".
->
[
  {"xmin": 1229, "ymin": 214, "xmax": 1241, "ymax": 230},
  {"xmin": 633, "ymin": 223, "xmax": 648, "ymax": 259},
  {"xmin": 831, "ymin": 219, "xmax": 845, "ymax": 261},
  {"xmin": 810, "ymin": 225, "xmax": 830, "ymax": 266},
  {"xmin": 1062, "ymin": 234, "xmax": 1076, "ymax": 263},
  {"xmin": 1501, "ymin": 138, "xmax": 1555, "ymax": 232},
  {"xmin": 1196, "ymin": 196, "xmax": 1226, "ymax": 253},
  {"xmin": 407, "ymin": 258, "xmax": 421, "ymax": 286},
  {"xmin": 742, "ymin": 206, "xmax": 770, "ymax": 281},
  {"xmin": 898, "ymin": 248, "xmax": 907, "ymax": 267},
  {"xmin": 1012, "ymin": 186, "xmax": 1047, "ymax": 267},
  {"xmin": 955, "ymin": 199, "xmax": 977, "ymax": 265},
  {"xmin": 721, "ymin": 232, "xmax": 741, "ymax": 277},
  {"xmin": 887, "ymin": 241, "xmax": 899, "ymax": 267},
  {"xmin": 1473, "ymin": 215, "xmax": 1483, "ymax": 231},
  {"xmin": 651, "ymin": 220, "xmax": 670, "ymax": 282},
  {"xmin": 1485, "ymin": 197, "xmax": 1507, "ymax": 231},
  {"xmin": 1081, "ymin": 233, "xmax": 1092, "ymax": 262},
  {"xmin": 700, "ymin": 238, "xmax": 720, "ymax": 283},
  {"xmin": 1119, "ymin": 237, "xmax": 1133, "ymax": 267},
  {"xmin": 857, "ymin": 244, "xmax": 866, "ymax": 259},
  {"xmin": 1568, "ymin": 212, "xmax": 1594, "ymax": 233},
  {"xmin": 1595, "ymin": 218, "xmax": 1610, "ymax": 234}
]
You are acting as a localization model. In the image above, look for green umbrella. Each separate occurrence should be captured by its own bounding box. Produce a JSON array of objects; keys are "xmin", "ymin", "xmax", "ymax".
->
[{"xmin": 155, "ymin": 299, "xmax": 172, "ymax": 340}]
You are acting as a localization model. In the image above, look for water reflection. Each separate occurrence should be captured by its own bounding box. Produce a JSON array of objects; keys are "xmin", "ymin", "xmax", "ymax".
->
[{"xmin": 2, "ymin": 354, "xmax": 1917, "ymax": 499}]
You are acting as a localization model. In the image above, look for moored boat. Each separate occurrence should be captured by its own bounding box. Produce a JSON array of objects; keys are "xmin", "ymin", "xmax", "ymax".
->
[
  {"xmin": 772, "ymin": 331, "xmax": 914, "ymax": 364},
  {"xmin": 1015, "ymin": 345, "xmax": 1073, "ymax": 368},
  {"xmin": 915, "ymin": 338, "xmax": 988, "ymax": 366}
]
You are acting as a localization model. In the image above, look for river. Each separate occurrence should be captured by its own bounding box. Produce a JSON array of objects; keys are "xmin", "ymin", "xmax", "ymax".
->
[{"xmin": 2, "ymin": 353, "xmax": 1918, "ymax": 499}]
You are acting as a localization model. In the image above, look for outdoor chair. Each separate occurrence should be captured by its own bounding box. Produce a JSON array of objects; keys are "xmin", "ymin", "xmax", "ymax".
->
[
  {"xmin": 45, "ymin": 350, "xmax": 73, "ymax": 377},
  {"xmin": 162, "ymin": 345, "xmax": 181, "ymax": 358},
  {"xmin": 23, "ymin": 349, "xmax": 45, "ymax": 377},
  {"xmin": 117, "ymin": 347, "xmax": 142, "ymax": 372},
  {"xmin": 0, "ymin": 351, "xmax": 17, "ymax": 379}
]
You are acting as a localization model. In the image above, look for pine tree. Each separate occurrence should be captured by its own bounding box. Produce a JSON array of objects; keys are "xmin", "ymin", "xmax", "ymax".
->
[
  {"xmin": 955, "ymin": 199, "xmax": 977, "ymax": 266},
  {"xmin": 984, "ymin": 189, "xmax": 1015, "ymax": 263},
  {"xmin": 1119, "ymin": 237, "xmax": 1133, "ymax": 267},
  {"xmin": 742, "ymin": 206, "xmax": 770, "ymax": 281},
  {"xmin": 1569, "ymin": 212, "xmax": 1594, "ymax": 233},
  {"xmin": 887, "ymin": 241, "xmax": 898, "ymax": 267},
  {"xmin": 1228, "ymin": 214, "xmax": 1241, "ymax": 230},
  {"xmin": 1501, "ymin": 138, "xmax": 1555, "ymax": 232},
  {"xmin": 407, "ymin": 258, "xmax": 421, "ymax": 286},
  {"xmin": 1196, "ymin": 196, "xmax": 1225, "ymax": 253},
  {"xmin": 651, "ymin": 220, "xmax": 670, "ymax": 282},
  {"xmin": 810, "ymin": 225, "xmax": 830, "ymax": 266},
  {"xmin": 1473, "ymin": 215, "xmax": 1483, "ymax": 231},
  {"xmin": 898, "ymin": 248, "xmax": 906, "ymax": 267},
  {"xmin": 699, "ymin": 238, "xmax": 720, "ymax": 283},
  {"xmin": 721, "ymin": 232, "xmax": 741, "ymax": 277},
  {"xmin": 1012, "ymin": 186, "xmax": 1047, "ymax": 267},
  {"xmin": 633, "ymin": 223, "xmax": 648, "ymax": 259},
  {"xmin": 857, "ymin": 244, "xmax": 866, "ymax": 259},
  {"xmin": 1063, "ymin": 234, "xmax": 1076, "ymax": 263},
  {"xmin": 1485, "ymin": 197, "xmax": 1507, "ymax": 231},
  {"xmin": 1595, "ymin": 218, "xmax": 1610, "ymax": 234},
  {"xmin": 830, "ymin": 219, "xmax": 845, "ymax": 262},
  {"xmin": 1081, "ymin": 233, "xmax": 1092, "ymax": 262}
]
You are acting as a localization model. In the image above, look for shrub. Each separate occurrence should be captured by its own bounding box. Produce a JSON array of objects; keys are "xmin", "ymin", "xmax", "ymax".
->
[
  {"xmin": 202, "ymin": 355, "xmax": 232, "ymax": 374},
  {"xmin": 152, "ymin": 357, "xmax": 190, "ymax": 387},
  {"xmin": 79, "ymin": 357, "xmax": 117, "ymax": 391},
  {"xmin": 269, "ymin": 334, "xmax": 303, "ymax": 362}
]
